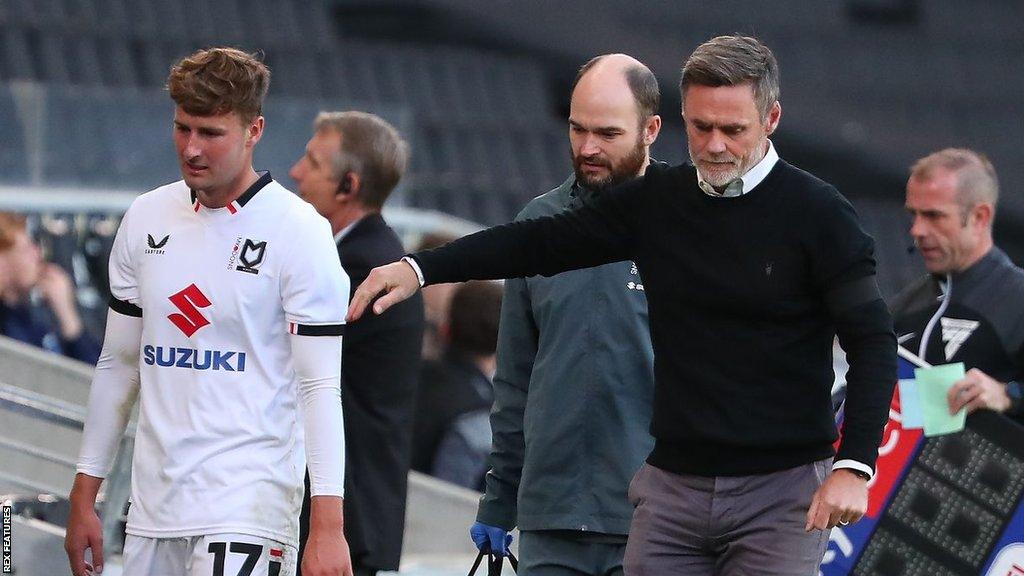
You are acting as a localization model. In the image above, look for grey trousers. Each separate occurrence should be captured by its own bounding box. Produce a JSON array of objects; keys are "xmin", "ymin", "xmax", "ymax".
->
[
  {"xmin": 518, "ymin": 530, "xmax": 627, "ymax": 576},
  {"xmin": 622, "ymin": 460, "xmax": 832, "ymax": 576}
]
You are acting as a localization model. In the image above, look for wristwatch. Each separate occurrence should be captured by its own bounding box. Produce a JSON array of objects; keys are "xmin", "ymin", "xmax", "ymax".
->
[
  {"xmin": 1007, "ymin": 381, "xmax": 1023, "ymax": 414},
  {"xmin": 1006, "ymin": 381, "xmax": 1023, "ymax": 401}
]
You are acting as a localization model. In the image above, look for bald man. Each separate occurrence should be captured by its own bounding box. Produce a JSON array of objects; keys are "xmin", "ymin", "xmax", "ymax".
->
[{"xmin": 468, "ymin": 54, "xmax": 661, "ymax": 575}]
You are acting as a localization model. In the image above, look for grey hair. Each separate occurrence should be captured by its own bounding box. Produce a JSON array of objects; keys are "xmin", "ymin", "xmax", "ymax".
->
[
  {"xmin": 680, "ymin": 35, "xmax": 780, "ymax": 121},
  {"xmin": 313, "ymin": 111, "xmax": 409, "ymax": 210},
  {"xmin": 910, "ymin": 148, "xmax": 999, "ymax": 218}
]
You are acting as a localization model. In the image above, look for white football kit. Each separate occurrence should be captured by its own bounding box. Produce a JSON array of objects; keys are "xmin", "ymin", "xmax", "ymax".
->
[{"xmin": 77, "ymin": 173, "xmax": 349, "ymax": 554}]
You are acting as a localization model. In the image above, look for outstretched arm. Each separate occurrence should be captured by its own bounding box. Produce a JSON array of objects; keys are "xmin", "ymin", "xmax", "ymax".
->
[{"xmin": 349, "ymin": 175, "xmax": 649, "ymax": 320}]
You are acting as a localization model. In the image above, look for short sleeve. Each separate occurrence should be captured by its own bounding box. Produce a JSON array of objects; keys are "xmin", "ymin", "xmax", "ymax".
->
[
  {"xmin": 280, "ymin": 206, "xmax": 350, "ymax": 336},
  {"xmin": 108, "ymin": 205, "xmax": 142, "ymax": 316}
]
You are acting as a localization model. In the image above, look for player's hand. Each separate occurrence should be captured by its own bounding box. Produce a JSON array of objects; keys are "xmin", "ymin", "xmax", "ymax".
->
[
  {"xmin": 805, "ymin": 468, "xmax": 868, "ymax": 532},
  {"xmin": 470, "ymin": 522, "xmax": 513, "ymax": 556},
  {"xmin": 64, "ymin": 504, "xmax": 104, "ymax": 576},
  {"xmin": 947, "ymin": 368, "xmax": 1011, "ymax": 414},
  {"xmin": 346, "ymin": 260, "xmax": 420, "ymax": 322},
  {"xmin": 301, "ymin": 531, "xmax": 353, "ymax": 576}
]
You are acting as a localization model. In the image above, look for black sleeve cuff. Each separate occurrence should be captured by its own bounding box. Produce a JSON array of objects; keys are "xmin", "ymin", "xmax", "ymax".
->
[
  {"xmin": 288, "ymin": 322, "xmax": 346, "ymax": 336},
  {"xmin": 109, "ymin": 297, "xmax": 143, "ymax": 317}
]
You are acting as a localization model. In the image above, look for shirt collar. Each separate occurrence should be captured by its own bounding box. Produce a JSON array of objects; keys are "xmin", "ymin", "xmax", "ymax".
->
[
  {"xmin": 334, "ymin": 217, "xmax": 364, "ymax": 243},
  {"xmin": 190, "ymin": 171, "xmax": 272, "ymax": 214},
  {"xmin": 697, "ymin": 140, "xmax": 779, "ymax": 198}
]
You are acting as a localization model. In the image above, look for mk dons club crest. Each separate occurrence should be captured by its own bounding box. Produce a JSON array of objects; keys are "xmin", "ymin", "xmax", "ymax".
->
[
  {"xmin": 236, "ymin": 239, "xmax": 267, "ymax": 275},
  {"xmin": 228, "ymin": 236, "xmax": 268, "ymax": 275}
]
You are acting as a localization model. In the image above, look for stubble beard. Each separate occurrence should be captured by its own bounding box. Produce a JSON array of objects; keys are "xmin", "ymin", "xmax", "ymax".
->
[{"xmin": 573, "ymin": 136, "xmax": 648, "ymax": 192}]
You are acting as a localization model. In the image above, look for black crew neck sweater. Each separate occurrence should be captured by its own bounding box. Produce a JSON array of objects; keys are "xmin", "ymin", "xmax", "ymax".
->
[{"xmin": 414, "ymin": 160, "xmax": 896, "ymax": 476}]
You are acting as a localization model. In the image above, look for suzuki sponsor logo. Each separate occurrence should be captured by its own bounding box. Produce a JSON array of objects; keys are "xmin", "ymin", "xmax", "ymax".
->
[
  {"xmin": 168, "ymin": 283, "xmax": 211, "ymax": 337},
  {"xmin": 143, "ymin": 345, "xmax": 246, "ymax": 371}
]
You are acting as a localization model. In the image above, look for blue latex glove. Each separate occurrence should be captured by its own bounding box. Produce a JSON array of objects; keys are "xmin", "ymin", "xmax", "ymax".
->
[{"xmin": 470, "ymin": 522, "xmax": 513, "ymax": 556}]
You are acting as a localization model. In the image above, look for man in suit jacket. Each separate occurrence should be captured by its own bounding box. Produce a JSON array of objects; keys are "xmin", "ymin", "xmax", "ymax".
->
[{"xmin": 290, "ymin": 111, "xmax": 425, "ymax": 576}]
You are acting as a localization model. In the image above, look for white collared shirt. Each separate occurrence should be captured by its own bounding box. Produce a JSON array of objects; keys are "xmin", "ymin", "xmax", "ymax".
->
[
  {"xmin": 697, "ymin": 140, "xmax": 780, "ymax": 198},
  {"xmin": 334, "ymin": 218, "xmax": 362, "ymax": 243}
]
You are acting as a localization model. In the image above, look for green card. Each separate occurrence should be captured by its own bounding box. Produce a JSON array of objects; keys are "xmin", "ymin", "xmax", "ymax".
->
[{"xmin": 915, "ymin": 363, "xmax": 966, "ymax": 437}]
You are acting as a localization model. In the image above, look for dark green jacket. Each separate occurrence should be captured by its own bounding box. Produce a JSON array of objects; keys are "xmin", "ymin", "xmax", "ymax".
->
[{"xmin": 476, "ymin": 174, "xmax": 655, "ymax": 535}]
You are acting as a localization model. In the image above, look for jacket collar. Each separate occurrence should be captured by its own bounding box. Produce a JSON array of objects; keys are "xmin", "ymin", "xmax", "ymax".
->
[{"xmin": 335, "ymin": 212, "xmax": 387, "ymax": 245}]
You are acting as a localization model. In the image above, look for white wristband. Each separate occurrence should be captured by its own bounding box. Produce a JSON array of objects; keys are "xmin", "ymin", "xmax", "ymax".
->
[
  {"xmin": 833, "ymin": 459, "xmax": 874, "ymax": 480},
  {"xmin": 402, "ymin": 256, "xmax": 425, "ymax": 287}
]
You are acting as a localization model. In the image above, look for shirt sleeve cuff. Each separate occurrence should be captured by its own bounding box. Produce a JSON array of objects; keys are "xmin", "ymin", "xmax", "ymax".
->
[
  {"xmin": 833, "ymin": 459, "xmax": 874, "ymax": 480},
  {"xmin": 402, "ymin": 255, "xmax": 426, "ymax": 287}
]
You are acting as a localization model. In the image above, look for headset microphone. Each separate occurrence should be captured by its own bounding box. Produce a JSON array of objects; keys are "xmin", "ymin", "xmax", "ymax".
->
[{"xmin": 337, "ymin": 173, "xmax": 353, "ymax": 196}]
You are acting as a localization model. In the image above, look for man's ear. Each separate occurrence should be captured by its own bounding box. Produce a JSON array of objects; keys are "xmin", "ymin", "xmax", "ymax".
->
[
  {"xmin": 246, "ymin": 116, "xmax": 265, "ymax": 147},
  {"xmin": 971, "ymin": 202, "xmax": 994, "ymax": 229},
  {"xmin": 643, "ymin": 115, "xmax": 662, "ymax": 146},
  {"xmin": 765, "ymin": 101, "xmax": 781, "ymax": 136},
  {"xmin": 337, "ymin": 172, "xmax": 361, "ymax": 197}
]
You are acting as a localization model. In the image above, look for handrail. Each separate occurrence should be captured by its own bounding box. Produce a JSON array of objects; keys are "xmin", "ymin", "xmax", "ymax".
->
[
  {"xmin": 0, "ymin": 436, "xmax": 78, "ymax": 468},
  {"xmin": 0, "ymin": 382, "xmax": 88, "ymax": 429},
  {"xmin": 0, "ymin": 382, "xmax": 136, "ymax": 437}
]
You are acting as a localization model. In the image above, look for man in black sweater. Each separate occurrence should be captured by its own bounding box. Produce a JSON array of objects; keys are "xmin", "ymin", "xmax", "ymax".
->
[{"xmin": 349, "ymin": 35, "xmax": 896, "ymax": 575}]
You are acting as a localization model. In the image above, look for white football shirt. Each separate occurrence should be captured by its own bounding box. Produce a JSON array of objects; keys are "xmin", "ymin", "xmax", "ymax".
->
[{"xmin": 99, "ymin": 173, "xmax": 348, "ymax": 547}]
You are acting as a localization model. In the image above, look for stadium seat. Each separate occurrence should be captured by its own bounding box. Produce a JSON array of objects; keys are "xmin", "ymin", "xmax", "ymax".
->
[{"xmin": 0, "ymin": 87, "xmax": 29, "ymax": 183}]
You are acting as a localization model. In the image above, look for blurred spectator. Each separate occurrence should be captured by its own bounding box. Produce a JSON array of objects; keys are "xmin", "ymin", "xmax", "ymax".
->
[
  {"xmin": 415, "ymin": 231, "xmax": 460, "ymax": 361},
  {"xmin": 893, "ymin": 148, "xmax": 1024, "ymax": 422},
  {"xmin": 412, "ymin": 280, "xmax": 503, "ymax": 490},
  {"xmin": 0, "ymin": 212, "xmax": 99, "ymax": 364}
]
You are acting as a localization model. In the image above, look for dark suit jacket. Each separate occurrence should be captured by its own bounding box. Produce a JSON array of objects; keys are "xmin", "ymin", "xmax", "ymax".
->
[{"xmin": 299, "ymin": 213, "xmax": 424, "ymax": 571}]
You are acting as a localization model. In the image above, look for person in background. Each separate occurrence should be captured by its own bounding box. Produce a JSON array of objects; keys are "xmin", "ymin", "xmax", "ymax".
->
[
  {"xmin": 469, "ymin": 53, "xmax": 659, "ymax": 575},
  {"xmin": 413, "ymin": 280, "xmax": 503, "ymax": 490},
  {"xmin": 893, "ymin": 148, "xmax": 1024, "ymax": 422},
  {"xmin": 415, "ymin": 231, "xmax": 460, "ymax": 361},
  {"xmin": 290, "ymin": 111, "xmax": 425, "ymax": 576},
  {"xmin": 0, "ymin": 212, "xmax": 99, "ymax": 364}
]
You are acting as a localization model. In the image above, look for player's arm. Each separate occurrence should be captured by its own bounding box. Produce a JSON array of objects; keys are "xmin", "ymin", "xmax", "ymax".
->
[
  {"xmin": 280, "ymin": 205, "xmax": 353, "ymax": 576},
  {"xmin": 67, "ymin": 306, "xmax": 143, "ymax": 576},
  {"xmin": 290, "ymin": 332, "xmax": 352, "ymax": 576}
]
